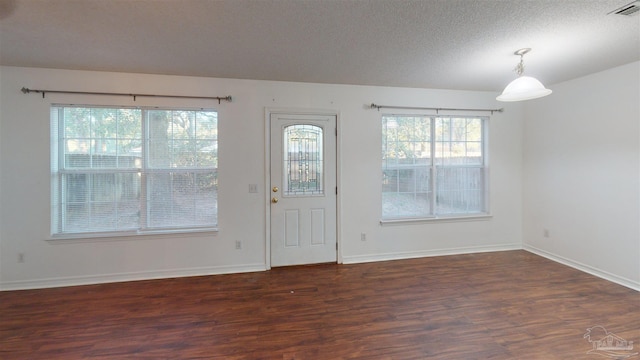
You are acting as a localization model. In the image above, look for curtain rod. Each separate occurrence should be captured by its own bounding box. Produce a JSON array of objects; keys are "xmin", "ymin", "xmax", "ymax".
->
[
  {"xmin": 21, "ymin": 87, "xmax": 232, "ymax": 104},
  {"xmin": 370, "ymin": 103, "xmax": 503, "ymax": 115}
]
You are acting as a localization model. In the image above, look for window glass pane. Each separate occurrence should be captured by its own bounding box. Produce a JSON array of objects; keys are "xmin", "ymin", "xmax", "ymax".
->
[
  {"xmin": 382, "ymin": 116, "xmax": 398, "ymax": 163},
  {"xmin": 195, "ymin": 111, "xmax": 218, "ymax": 168},
  {"xmin": 465, "ymin": 142, "xmax": 482, "ymax": 165},
  {"xmin": 63, "ymin": 108, "xmax": 91, "ymax": 138},
  {"xmin": 382, "ymin": 115, "xmax": 432, "ymax": 218},
  {"xmin": 170, "ymin": 111, "xmax": 196, "ymax": 168},
  {"xmin": 146, "ymin": 171, "xmax": 217, "ymax": 229},
  {"xmin": 196, "ymin": 112, "xmax": 218, "ymax": 139},
  {"xmin": 465, "ymin": 118, "xmax": 482, "ymax": 141},
  {"xmin": 62, "ymin": 107, "xmax": 142, "ymax": 170},
  {"xmin": 117, "ymin": 109, "xmax": 143, "ymax": 139},
  {"xmin": 148, "ymin": 110, "xmax": 217, "ymax": 169},
  {"xmin": 117, "ymin": 139, "xmax": 143, "ymax": 168},
  {"xmin": 436, "ymin": 167, "xmax": 484, "ymax": 214},
  {"xmin": 450, "ymin": 118, "xmax": 468, "ymax": 141},
  {"xmin": 382, "ymin": 192, "xmax": 432, "ymax": 219},
  {"xmin": 436, "ymin": 117, "xmax": 483, "ymax": 166},
  {"xmin": 171, "ymin": 111, "xmax": 194, "ymax": 140},
  {"xmin": 284, "ymin": 125, "xmax": 323, "ymax": 196},
  {"xmin": 397, "ymin": 168, "xmax": 416, "ymax": 192},
  {"xmin": 196, "ymin": 140, "xmax": 218, "ymax": 167},
  {"xmin": 382, "ymin": 167, "xmax": 431, "ymax": 218},
  {"xmin": 382, "ymin": 169, "xmax": 397, "ymax": 193},
  {"xmin": 117, "ymin": 109, "xmax": 142, "ymax": 170},
  {"xmin": 61, "ymin": 173, "xmax": 140, "ymax": 233},
  {"xmin": 65, "ymin": 142, "xmax": 91, "ymax": 168},
  {"xmin": 90, "ymin": 108, "xmax": 115, "ymax": 138},
  {"xmin": 63, "ymin": 113, "xmax": 92, "ymax": 167},
  {"xmin": 173, "ymin": 139, "xmax": 195, "ymax": 167},
  {"xmin": 451, "ymin": 141, "xmax": 466, "ymax": 158},
  {"xmin": 148, "ymin": 110, "xmax": 172, "ymax": 168}
]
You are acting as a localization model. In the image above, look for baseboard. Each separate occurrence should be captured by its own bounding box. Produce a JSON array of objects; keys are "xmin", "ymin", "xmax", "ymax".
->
[
  {"xmin": 524, "ymin": 244, "xmax": 640, "ymax": 292},
  {"xmin": 341, "ymin": 243, "xmax": 522, "ymax": 264},
  {"xmin": 6, "ymin": 245, "xmax": 635, "ymax": 292},
  {"xmin": 0, "ymin": 263, "xmax": 268, "ymax": 291}
]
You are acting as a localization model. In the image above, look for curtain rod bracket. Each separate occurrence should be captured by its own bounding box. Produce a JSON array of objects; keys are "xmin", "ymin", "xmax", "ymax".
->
[{"xmin": 218, "ymin": 96, "xmax": 232, "ymax": 104}]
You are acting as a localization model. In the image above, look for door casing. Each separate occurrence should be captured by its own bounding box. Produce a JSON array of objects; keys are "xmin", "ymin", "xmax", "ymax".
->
[{"xmin": 264, "ymin": 108, "xmax": 341, "ymax": 269}]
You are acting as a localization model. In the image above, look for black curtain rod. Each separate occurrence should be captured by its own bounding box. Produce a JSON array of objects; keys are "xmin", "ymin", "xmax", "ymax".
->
[
  {"xmin": 370, "ymin": 103, "xmax": 503, "ymax": 115},
  {"xmin": 21, "ymin": 87, "xmax": 232, "ymax": 104}
]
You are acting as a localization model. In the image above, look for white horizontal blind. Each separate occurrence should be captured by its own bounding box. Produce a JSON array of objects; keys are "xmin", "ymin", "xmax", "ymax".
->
[
  {"xmin": 382, "ymin": 115, "xmax": 433, "ymax": 218},
  {"xmin": 145, "ymin": 109, "xmax": 218, "ymax": 230},
  {"xmin": 51, "ymin": 106, "xmax": 218, "ymax": 235},
  {"xmin": 434, "ymin": 117, "xmax": 485, "ymax": 215},
  {"xmin": 382, "ymin": 115, "xmax": 486, "ymax": 220}
]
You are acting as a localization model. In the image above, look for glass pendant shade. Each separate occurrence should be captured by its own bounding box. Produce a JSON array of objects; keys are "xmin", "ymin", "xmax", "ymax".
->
[{"xmin": 496, "ymin": 75, "xmax": 552, "ymax": 102}]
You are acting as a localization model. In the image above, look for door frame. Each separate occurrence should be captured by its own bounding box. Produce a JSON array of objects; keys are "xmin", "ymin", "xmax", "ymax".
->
[{"xmin": 264, "ymin": 107, "xmax": 342, "ymax": 269}]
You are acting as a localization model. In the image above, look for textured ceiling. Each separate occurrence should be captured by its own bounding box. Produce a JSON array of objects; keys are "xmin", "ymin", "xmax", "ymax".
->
[{"xmin": 0, "ymin": 0, "xmax": 638, "ymax": 91}]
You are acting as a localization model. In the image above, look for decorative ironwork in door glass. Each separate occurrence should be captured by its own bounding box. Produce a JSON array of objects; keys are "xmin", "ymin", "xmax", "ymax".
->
[{"xmin": 284, "ymin": 125, "xmax": 323, "ymax": 196}]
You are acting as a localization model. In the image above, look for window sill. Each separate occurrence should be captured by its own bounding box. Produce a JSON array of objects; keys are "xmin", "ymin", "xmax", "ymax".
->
[
  {"xmin": 380, "ymin": 214, "xmax": 492, "ymax": 226},
  {"xmin": 47, "ymin": 227, "xmax": 218, "ymax": 243}
]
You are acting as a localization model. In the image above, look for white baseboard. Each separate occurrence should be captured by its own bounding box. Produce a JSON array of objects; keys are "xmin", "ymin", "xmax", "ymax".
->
[
  {"xmin": 341, "ymin": 243, "xmax": 522, "ymax": 264},
  {"xmin": 5, "ymin": 245, "xmax": 636, "ymax": 292},
  {"xmin": 0, "ymin": 263, "xmax": 268, "ymax": 291},
  {"xmin": 524, "ymin": 244, "xmax": 640, "ymax": 292}
]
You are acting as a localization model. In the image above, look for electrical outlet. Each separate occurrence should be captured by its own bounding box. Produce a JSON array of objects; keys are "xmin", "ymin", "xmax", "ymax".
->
[
  {"xmin": 235, "ymin": 240, "xmax": 242, "ymax": 250},
  {"xmin": 18, "ymin": 253, "xmax": 25, "ymax": 263},
  {"xmin": 360, "ymin": 233, "xmax": 366, "ymax": 241},
  {"xmin": 248, "ymin": 184, "xmax": 258, "ymax": 193}
]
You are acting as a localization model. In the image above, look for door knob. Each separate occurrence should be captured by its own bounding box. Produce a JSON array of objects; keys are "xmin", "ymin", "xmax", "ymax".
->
[
  {"xmin": 272, "ymin": 186, "xmax": 279, "ymax": 193},
  {"xmin": 272, "ymin": 197, "xmax": 278, "ymax": 203}
]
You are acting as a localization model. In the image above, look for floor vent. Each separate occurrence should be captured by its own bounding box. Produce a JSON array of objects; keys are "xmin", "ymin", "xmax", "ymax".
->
[{"xmin": 608, "ymin": 1, "xmax": 640, "ymax": 16}]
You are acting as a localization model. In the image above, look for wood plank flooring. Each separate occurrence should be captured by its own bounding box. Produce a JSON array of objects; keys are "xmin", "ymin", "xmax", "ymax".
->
[{"xmin": 1, "ymin": 250, "xmax": 638, "ymax": 359}]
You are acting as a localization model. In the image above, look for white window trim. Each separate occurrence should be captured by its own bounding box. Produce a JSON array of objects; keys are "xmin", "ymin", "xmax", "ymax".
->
[
  {"xmin": 47, "ymin": 227, "xmax": 218, "ymax": 242},
  {"xmin": 380, "ymin": 214, "xmax": 492, "ymax": 226}
]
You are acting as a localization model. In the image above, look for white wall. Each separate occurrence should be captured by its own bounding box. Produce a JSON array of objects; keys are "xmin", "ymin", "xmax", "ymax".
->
[
  {"xmin": 0, "ymin": 66, "xmax": 523, "ymax": 290},
  {"xmin": 523, "ymin": 61, "xmax": 640, "ymax": 290}
]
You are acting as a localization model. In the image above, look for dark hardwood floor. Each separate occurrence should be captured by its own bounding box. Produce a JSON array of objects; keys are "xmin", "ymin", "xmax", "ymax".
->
[{"xmin": 1, "ymin": 250, "xmax": 638, "ymax": 359}]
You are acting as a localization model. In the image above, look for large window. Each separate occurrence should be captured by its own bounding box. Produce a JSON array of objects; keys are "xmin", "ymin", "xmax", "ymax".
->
[
  {"xmin": 382, "ymin": 115, "xmax": 487, "ymax": 220},
  {"xmin": 51, "ymin": 105, "xmax": 218, "ymax": 236}
]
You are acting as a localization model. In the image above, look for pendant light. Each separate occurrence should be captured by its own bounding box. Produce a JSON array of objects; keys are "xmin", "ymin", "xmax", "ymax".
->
[{"xmin": 496, "ymin": 48, "xmax": 552, "ymax": 102}]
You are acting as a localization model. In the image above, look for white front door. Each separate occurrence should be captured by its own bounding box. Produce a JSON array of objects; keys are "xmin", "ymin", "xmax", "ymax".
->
[{"xmin": 270, "ymin": 113, "xmax": 337, "ymax": 267}]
